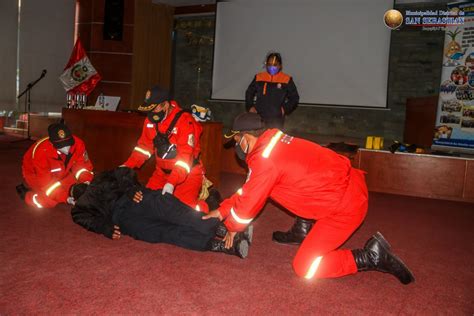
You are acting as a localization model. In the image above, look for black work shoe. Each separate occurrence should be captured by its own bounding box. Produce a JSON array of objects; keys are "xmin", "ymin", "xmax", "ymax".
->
[
  {"xmin": 352, "ymin": 232, "xmax": 415, "ymax": 285},
  {"xmin": 16, "ymin": 183, "xmax": 30, "ymax": 201},
  {"xmin": 272, "ymin": 217, "xmax": 314, "ymax": 245},
  {"xmin": 208, "ymin": 238, "xmax": 249, "ymax": 259},
  {"xmin": 215, "ymin": 223, "xmax": 253, "ymax": 244}
]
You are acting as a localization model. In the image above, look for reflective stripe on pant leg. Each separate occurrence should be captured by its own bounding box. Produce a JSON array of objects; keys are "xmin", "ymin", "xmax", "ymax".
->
[
  {"xmin": 25, "ymin": 191, "xmax": 59, "ymax": 209},
  {"xmin": 293, "ymin": 211, "xmax": 365, "ymax": 279}
]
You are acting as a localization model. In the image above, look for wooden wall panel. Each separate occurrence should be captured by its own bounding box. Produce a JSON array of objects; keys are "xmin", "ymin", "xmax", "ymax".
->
[
  {"xmin": 77, "ymin": 0, "xmax": 135, "ymax": 109},
  {"xmin": 89, "ymin": 53, "xmax": 132, "ymax": 82},
  {"xmin": 358, "ymin": 149, "xmax": 472, "ymax": 202},
  {"xmin": 463, "ymin": 160, "xmax": 474, "ymax": 201},
  {"xmin": 199, "ymin": 123, "xmax": 223, "ymax": 184},
  {"xmin": 77, "ymin": 0, "xmax": 93, "ymax": 24},
  {"xmin": 92, "ymin": 0, "xmax": 135, "ymax": 24},
  {"xmin": 90, "ymin": 24, "xmax": 134, "ymax": 53},
  {"xmin": 76, "ymin": 24, "xmax": 92, "ymax": 51},
  {"xmin": 404, "ymin": 96, "xmax": 438, "ymax": 147}
]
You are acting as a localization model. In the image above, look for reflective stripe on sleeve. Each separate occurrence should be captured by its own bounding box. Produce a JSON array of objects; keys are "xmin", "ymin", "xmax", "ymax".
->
[
  {"xmin": 262, "ymin": 131, "xmax": 284, "ymax": 158},
  {"xmin": 45, "ymin": 181, "xmax": 61, "ymax": 196},
  {"xmin": 175, "ymin": 160, "xmax": 191, "ymax": 173},
  {"xmin": 32, "ymin": 137, "xmax": 49, "ymax": 159},
  {"xmin": 50, "ymin": 168, "xmax": 61, "ymax": 173},
  {"xmin": 230, "ymin": 207, "xmax": 253, "ymax": 224},
  {"xmin": 133, "ymin": 146, "xmax": 152, "ymax": 158},
  {"xmin": 75, "ymin": 168, "xmax": 93, "ymax": 180},
  {"xmin": 304, "ymin": 256, "xmax": 323, "ymax": 279},
  {"xmin": 32, "ymin": 194, "xmax": 43, "ymax": 208}
]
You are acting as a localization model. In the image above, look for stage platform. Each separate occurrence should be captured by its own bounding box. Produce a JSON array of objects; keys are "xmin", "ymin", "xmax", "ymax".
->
[{"xmin": 356, "ymin": 149, "xmax": 474, "ymax": 203}]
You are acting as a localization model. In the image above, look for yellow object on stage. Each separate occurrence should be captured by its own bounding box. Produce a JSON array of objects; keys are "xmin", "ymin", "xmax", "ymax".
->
[
  {"xmin": 365, "ymin": 136, "xmax": 374, "ymax": 149},
  {"xmin": 373, "ymin": 137, "xmax": 384, "ymax": 150},
  {"xmin": 365, "ymin": 136, "xmax": 384, "ymax": 150}
]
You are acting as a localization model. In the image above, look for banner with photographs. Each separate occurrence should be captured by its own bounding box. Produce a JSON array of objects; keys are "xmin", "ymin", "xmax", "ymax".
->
[{"xmin": 434, "ymin": 1, "xmax": 474, "ymax": 152}]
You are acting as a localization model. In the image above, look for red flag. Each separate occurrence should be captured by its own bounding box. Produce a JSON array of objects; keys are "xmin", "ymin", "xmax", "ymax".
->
[{"xmin": 59, "ymin": 38, "xmax": 101, "ymax": 95}]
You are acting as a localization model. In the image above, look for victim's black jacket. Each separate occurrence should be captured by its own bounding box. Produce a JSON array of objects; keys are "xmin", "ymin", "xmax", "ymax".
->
[{"xmin": 71, "ymin": 167, "xmax": 220, "ymax": 251}]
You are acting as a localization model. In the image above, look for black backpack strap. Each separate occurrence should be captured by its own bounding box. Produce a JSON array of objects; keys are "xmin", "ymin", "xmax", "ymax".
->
[{"xmin": 165, "ymin": 110, "xmax": 189, "ymax": 137}]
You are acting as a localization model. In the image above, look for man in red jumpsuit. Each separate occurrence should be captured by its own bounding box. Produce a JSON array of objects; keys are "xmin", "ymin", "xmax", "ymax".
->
[
  {"xmin": 17, "ymin": 122, "xmax": 94, "ymax": 209},
  {"xmin": 122, "ymin": 86, "xmax": 208, "ymax": 212},
  {"xmin": 204, "ymin": 113, "xmax": 414, "ymax": 284}
]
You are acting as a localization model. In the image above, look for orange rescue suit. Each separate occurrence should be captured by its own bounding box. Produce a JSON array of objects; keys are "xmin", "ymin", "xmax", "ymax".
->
[
  {"xmin": 124, "ymin": 101, "xmax": 207, "ymax": 212},
  {"xmin": 219, "ymin": 129, "xmax": 368, "ymax": 279},
  {"xmin": 22, "ymin": 136, "xmax": 94, "ymax": 208}
]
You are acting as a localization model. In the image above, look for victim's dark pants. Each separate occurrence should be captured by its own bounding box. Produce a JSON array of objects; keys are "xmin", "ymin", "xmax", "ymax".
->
[{"xmin": 112, "ymin": 189, "xmax": 220, "ymax": 251}]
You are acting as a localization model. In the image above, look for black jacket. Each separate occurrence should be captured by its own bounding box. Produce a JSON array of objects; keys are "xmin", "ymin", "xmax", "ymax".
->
[
  {"xmin": 245, "ymin": 71, "xmax": 299, "ymax": 119},
  {"xmin": 71, "ymin": 167, "xmax": 141, "ymax": 238}
]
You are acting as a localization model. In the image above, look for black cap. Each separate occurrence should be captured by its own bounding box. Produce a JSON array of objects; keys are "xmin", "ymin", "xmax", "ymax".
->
[
  {"xmin": 224, "ymin": 113, "xmax": 265, "ymax": 138},
  {"xmin": 48, "ymin": 123, "xmax": 75, "ymax": 149},
  {"xmin": 137, "ymin": 86, "xmax": 170, "ymax": 112}
]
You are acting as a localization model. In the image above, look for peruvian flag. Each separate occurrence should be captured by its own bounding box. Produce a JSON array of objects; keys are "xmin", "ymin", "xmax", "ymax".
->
[{"xmin": 59, "ymin": 38, "xmax": 101, "ymax": 95}]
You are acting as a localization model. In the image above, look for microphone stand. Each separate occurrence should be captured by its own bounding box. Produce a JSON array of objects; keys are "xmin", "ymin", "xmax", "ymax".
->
[{"xmin": 13, "ymin": 70, "xmax": 47, "ymax": 142}]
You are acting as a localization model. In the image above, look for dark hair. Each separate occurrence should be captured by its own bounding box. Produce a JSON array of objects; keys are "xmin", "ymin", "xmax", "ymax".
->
[{"xmin": 266, "ymin": 52, "xmax": 282, "ymax": 65}]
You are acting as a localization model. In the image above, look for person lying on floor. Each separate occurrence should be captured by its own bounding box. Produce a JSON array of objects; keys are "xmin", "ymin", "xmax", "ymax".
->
[{"xmin": 70, "ymin": 167, "xmax": 252, "ymax": 258}]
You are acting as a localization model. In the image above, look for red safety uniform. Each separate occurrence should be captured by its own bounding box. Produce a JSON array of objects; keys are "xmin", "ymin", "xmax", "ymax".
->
[
  {"xmin": 22, "ymin": 136, "xmax": 94, "ymax": 209},
  {"xmin": 219, "ymin": 129, "xmax": 368, "ymax": 279},
  {"xmin": 124, "ymin": 101, "xmax": 208, "ymax": 212}
]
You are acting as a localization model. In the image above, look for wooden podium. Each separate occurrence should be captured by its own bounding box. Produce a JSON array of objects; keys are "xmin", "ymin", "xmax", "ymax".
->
[{"xmin": 62, "ymin": 108, "xmax": 223, "ymax": 187}]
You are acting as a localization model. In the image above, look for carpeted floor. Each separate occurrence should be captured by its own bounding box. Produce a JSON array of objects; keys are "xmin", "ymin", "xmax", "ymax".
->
[{"xmin": 0, "ymin": 134, "xmax": 473, "ymax": 314}]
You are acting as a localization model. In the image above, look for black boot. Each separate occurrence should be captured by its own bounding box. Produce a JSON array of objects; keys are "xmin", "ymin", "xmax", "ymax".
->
[
  {"xmin": 208, "ymin": 238, "xmax": 249, "ymax": 259},
  {"xmin": 215, "ymin": 223, "xmax": 253, "ymax": 244},
  {"xmin": 16, "ymin": 183, "xmax": 30, "ymax": 201},
  {"xmin": 272, "ymin": 217, "xmax": 314, "ymax": 245},
  {"xmin": 352, "ymin": 232, "xmax": 415, "ymax": 285}
]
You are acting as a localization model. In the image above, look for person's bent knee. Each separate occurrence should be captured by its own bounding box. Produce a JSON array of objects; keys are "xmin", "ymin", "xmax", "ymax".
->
[{"xmin": 293, "ymin": 256, "xmax": 320, "ymax": 279}]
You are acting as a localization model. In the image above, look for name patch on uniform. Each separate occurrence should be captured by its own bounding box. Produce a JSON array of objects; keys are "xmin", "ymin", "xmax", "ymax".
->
[{"xmin": 146, "ymin": 123, "xmax": 154, "ymax": 128}]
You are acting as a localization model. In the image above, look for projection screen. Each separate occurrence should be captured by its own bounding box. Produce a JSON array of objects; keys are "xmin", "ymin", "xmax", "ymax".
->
[{"xmin": 211, "ymin": 0, "xmax": 393, "ymax": 108}]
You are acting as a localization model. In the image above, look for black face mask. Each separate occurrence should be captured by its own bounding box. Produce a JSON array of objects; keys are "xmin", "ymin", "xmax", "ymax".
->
[
  {"xmin": 235, "ymin": 138, "xmax": 248, "ymax": 161},
  {"xmin": 147, "ymin": 110, "xmax": 166, "ymax": 124}
]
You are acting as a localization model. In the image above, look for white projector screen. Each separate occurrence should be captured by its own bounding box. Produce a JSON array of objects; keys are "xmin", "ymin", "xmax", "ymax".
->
[{"xmin": 211, "ymin": 0, "xmax": 393, "ymax": 108}]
